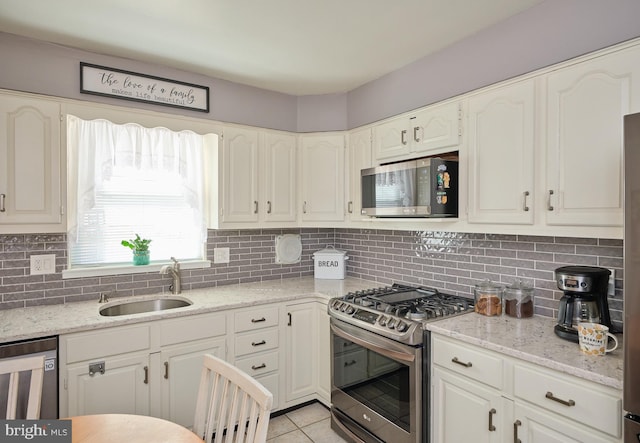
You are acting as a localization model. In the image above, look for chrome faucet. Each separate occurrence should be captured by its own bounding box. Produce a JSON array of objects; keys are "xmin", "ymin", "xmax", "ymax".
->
[{"xmin": 160, "ymin": 257, "xmax": 182, "ymax": 294}]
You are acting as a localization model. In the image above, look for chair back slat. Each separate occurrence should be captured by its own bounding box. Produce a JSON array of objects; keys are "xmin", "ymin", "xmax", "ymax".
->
[
  {"xmin": 193, "ymin": 354, "xmax": 273, "ymax": 443},
  {"xmin": 0, "ymin": 355, "xmax": 45, "ymax": 420}
]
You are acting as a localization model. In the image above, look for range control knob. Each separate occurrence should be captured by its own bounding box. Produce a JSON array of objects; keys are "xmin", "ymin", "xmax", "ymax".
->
[
  {"xmin": 339, "ymin": 303, "xmax": 348, "ymax": 312},
  {"xmin": 345, "ymin": 306, "xmax": 355, "ymax": 314},
  {"xmin": 387, "ymin": 318, "xmax": 397, "ymax": 330},
  {"xmin": 396, "ymin": 321, "xmax": 408, "ymax": 332},
  {"xmin": 378, "ymin": 315, "xmax": 388, "ymax": 327}
]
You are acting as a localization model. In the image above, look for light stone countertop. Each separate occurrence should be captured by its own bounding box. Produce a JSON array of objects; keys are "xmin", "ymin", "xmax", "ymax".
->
[
  {"xmin": 427, "ymin": 313, "xmax": 623, "ymax": 390},
  {"xmin": 0, "ymin": 277, "xmax": 377, "ymax": 343},
  {"xmin": 0, "ymin": 277, "xmax": 623, "ymax": 390}
]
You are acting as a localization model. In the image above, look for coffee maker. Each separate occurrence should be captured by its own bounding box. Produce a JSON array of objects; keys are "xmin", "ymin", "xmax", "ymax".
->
[{"xmin": 554, "ymin": 266, "xmax": 613, "ymax": 342}]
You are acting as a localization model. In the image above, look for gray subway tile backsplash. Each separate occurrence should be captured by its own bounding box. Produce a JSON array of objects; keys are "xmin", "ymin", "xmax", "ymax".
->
[{"xmin": 0, "ymin": 228, "xmax": 624, "ymax": 331}]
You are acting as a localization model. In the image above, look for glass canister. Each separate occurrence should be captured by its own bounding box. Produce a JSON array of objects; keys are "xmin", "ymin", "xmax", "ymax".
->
[
  {"xmin": 474, "ymin": 280, "xmax": 503, "ymax": 316},
  {"xmin": 504, "ymin": 280, "xmax": 534, "ymax": 318}
]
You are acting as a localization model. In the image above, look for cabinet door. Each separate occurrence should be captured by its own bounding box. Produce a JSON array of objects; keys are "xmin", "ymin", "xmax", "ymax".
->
[
  {"xmin": 316, "ymin": 302, "xmax": 331, "ymax": 406},
  {"xmin": 432, "ymin": 367, "xmax": 503, "ymax": 443},
  {"xmin": 263, "ymin": 132, "xmax": 297, "ymax": 222},
  {"xmin": 514, "ymin": 402, "xmax": 617, "ymax": 443},
  {"xmin": 372, "ymin": 116, "xmax": 411, "ymax": 161},
  {"xmin": 160, "ymin": 337, "xmax": 226, "ymax": 429},
  {"xmin": 0, "ymin": 95, "xmax": 62, "ymax": 229},
  {"xmin": 284, "ymin": 302, "xmax": 317, "ymax": 402},
  {"xmin": 546, "ymin": 45, "xmax": 640, "ymax": 226},
  {"xmin": 299, "ymin": 134, "xmax": 345, "ymax": 222},
  {"xmin": 412, "ymin": 101, "xmax": 460, "ymax": 155},
  {"xmin": 467, "ymin": 80, "xmax": 536, "ymax": 224},
  {"xmin": 66, "ymin": 353, "xmax": 150, "ymax": 416},
  {"xmin": 221, "ymin": 126, "xmax": 259, "ymax": 223},
  {"xmin": 346, "ymin": 128, "xmax": 372, "ymax": 221}
]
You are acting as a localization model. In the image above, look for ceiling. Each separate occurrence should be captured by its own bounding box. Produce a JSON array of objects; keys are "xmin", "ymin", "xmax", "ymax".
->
[{"xmin": 0, "ymin": 0, "xmax": 544, "ymax": 96}]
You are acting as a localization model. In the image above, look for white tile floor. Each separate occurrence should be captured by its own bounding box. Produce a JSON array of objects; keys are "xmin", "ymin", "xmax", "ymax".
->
[{"xmin": 266, "ymin": 402, "xmax": 349, "ymax": 443}]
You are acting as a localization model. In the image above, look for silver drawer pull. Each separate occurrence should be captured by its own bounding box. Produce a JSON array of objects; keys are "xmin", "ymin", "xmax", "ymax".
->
[
  {"xmin": 545, "ymin": 391, "xmax": 575, "ymax": 407},
  {"xmin": 451, "ymin": 357, "xmax": 472, "ymax": 368},
  {"xmin": 251, "ymin": 317, "xmax": 266, "ymax": 323},
  {"xmin": 251, "ymin": 363, "xmax": 266, "ymax": 370},
  {"xmin": 251, "ymin": 340, "xmax": 266, "ymax": 346}
]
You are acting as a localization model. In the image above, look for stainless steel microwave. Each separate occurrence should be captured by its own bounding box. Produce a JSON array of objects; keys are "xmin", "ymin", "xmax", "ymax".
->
[{"xmin": 360, "ymin": 157, "xmax": 458, "ymax": 217}]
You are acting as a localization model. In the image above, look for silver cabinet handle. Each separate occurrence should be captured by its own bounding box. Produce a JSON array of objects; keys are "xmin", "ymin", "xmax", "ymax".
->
[
  {"xmin": 348, "ymin": 201, "xmax": 353, "ymax": 214},
  {"xmin": 164, "ymin": 361, "xmax": 169, "ymax": 379},
  {"xmin": 545, "ymin": 391, "xmax": 575, "ymax": 407},
  {"xmin": 523, "ymin": 191, "xmax": 530, "ymax": 212},
  {"xmin": 253, "ymin": 201, "xmax": 258, "ymax": 214},
  {"xmin": 488, "ymin": 408, "xmax": 496, "ymax": 432},
  {"xmin": 143, "ymin": 366, "xmax": 149, "ymax": 384},
  {"xmin": 267, "ymin": 201, "xmax": 272, "ymax": 214},
  {"xmin": 513, "ymin": 420, "xmax": 522, "ymax": 443},
  {"xmin": 451, "ymin": 357, "xmax": 472, "ymax": 368},
  {"xmin": 547, "ymin": 190, "xmax": 554, "ymax": 211},
  {"xmin": 0, "ymin": 193, "xmax": 5, "ymax": 212},
  {"xmin": 413, "ymin": 126, "xmax": 420, "ymax": 142},
  {"xmin": 251, "ymin": 363, "xmax": 266, "ymax": 370},
  {"xmin": 303, "ymin": 201, "xmax": 307, "ymax": 213},
  {"xmin": 401, "ymin": 130, "xmax": 408, "ymax": 145}
]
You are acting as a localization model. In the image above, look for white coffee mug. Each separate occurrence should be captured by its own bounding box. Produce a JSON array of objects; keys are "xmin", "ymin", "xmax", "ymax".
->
[{"xmin": 577, "ymin": 322, "xmax": 618, "ymax": 356}]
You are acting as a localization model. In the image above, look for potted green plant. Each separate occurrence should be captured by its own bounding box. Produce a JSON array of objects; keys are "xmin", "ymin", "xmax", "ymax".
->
[{"xmin": 121, "ymin": 234, "xmax": 152, "ymax": 265}]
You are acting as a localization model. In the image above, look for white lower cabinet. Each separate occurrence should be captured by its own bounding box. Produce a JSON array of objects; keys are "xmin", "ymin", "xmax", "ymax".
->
[
  {"xmin": 316, "ymin": 300, "xmax": 331, "ymax": 406},
  {"xmin": 283, "ymin": 301, "xmax": 318, "ymax": 404},
  {"xmin": 431, "ymin": 334, "xmax": 622, "ymax": 443},
  {"xmin": 60, "ymin": 312, "xmax": 227, "ymax": 426}
]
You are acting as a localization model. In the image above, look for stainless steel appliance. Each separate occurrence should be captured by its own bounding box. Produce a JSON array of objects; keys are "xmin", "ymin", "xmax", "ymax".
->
[
  {"xmin": 0, "ymin": 336, "xmax": 58, "ymax": 418},
  {"xmin": 624, "ymin": 112, "xmax": 640, "ymax": 441},
  {"xmin": 360, "ymin": 157, "xmax": 458, "ymax": 218},
  {"xmin": 554, "ymin": 266, "xmax": 613, "ymax": 342},
  {"xmin": 328, "ymin": 284, "xmax": 473, "ymax": 443}
]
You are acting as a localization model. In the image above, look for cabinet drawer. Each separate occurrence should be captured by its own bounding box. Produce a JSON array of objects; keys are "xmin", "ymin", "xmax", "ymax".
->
[
  {"xmin": 256, "ymin": 372, "xmax": 279, "ymax": 411},
  {"xmin": 432, "ymin": 336, "xmax": 503, "ymax": 389},
  {"xmin": 64, "ymin": 325, "xmax": 151, "ymax": 363},
  {"xmin": 514, "ymin": 364, "xmax": 622, "ymax": 437},
  {"xmin": 235, "ymin": 351, "xmax": 279, "ymax": 377},
  {"xmin": 235, "ymin": 328, "xmax": 279, "ymax": 357},
  {"xmin": 159, "ymin": 313, "xmax": 226, "ymax": 346},
  {"xmin": 234, "ymin": 306, "xmax": 279, "ymax": 332},
  {"xmin": 334, "ymin": 349, "xmax": 367, "ymax": 386}
]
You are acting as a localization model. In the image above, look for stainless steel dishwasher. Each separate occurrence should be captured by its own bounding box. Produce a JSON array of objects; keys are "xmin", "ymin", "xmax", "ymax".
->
[{"xmin": 0, "ymin": 336, "xmax": 58, "ymax": 418}]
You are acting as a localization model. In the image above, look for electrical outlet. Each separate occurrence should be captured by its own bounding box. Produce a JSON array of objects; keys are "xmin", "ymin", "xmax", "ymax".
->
[
  {"xmin": 608, "ymin": 268, "xmax": 616, "ymax": 296},
  {"xmin": 213, "ymin": 247, "xmax": 230, "ymax": 264},
  {"xmin": 30, "ymin": 254, "xmax": 56, "ymax": 275}
]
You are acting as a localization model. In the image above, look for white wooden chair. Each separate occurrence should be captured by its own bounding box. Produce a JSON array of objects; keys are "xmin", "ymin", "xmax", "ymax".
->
[
  {"xmin": 193, "ymin": 354, "xmax": 273, "ymax": 443},
  {"xmin": 0, "ymin": 355, "xmax": 45, "ymax": 419}
]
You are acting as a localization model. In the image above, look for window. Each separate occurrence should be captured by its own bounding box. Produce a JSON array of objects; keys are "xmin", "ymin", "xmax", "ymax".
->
[{"xmin": 67, "ymin": 115, "xmax": 208, "ymax": 269}]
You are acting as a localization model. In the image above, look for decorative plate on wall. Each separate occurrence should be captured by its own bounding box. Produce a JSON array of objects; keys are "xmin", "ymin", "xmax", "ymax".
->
[{"xmin": 275, "ymin": 234, "xmax": 302, "ymax": 264}]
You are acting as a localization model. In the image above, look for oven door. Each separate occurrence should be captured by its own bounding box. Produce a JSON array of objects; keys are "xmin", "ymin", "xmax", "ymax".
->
[{"xmin": 330, "ymin": 318, "xmax": 422, "ymax": 443}]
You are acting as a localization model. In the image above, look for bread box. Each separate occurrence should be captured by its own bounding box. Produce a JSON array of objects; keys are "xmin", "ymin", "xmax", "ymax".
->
[{"xmin": 313, "ymin": 246, "xmax": 348, "ymax": 280}]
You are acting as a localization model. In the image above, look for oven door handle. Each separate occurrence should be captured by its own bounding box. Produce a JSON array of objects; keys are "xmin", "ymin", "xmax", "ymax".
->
[{"xmin": 330, "ymin": 323, "xmax": 416, "ymax": 363}]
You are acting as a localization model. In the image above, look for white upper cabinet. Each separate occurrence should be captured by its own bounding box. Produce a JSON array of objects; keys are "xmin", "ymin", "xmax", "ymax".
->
[
  {"xmin": 545, "ymin": 45, "xmax": 640, "ymax": 227},
  {"xmin": 345, "ymin": 127, "xmax": 372, "ymax": 221},
  {"xmin": 467, "ymin": 79, "xmax": 536, "ymax": 225},
  {"xmin": 299, "ymin": 133, "xmax": 345, "ymax": 222},
  {"xmin": 262, "ymin": 131, "xmax": 297, "ymax": 223},
  {"xmin": 221, "ymin": 126, "xmax": 260, "ymax": 223},
  {"xmin": 373, "ymin": 101, "xmax": 460, "ymax": 163},
  {"xmin": 220, "ymin": 127, "xmax": 296, "ymax": 226},
  {"xmin": 0, "ymin": 94, "xmax": 63, "ymax": 232}
]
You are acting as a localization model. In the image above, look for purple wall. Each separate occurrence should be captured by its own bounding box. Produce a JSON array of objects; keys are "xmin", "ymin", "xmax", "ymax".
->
[{"xmin": 1, "ymin": 0, "xmax": 640, "ymax": 131}]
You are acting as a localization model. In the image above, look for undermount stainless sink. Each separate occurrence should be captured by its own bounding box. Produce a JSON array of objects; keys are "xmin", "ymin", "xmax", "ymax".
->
[{"xmin": 99, "ymin": 296, "xmax": 193, "ymax": 317}]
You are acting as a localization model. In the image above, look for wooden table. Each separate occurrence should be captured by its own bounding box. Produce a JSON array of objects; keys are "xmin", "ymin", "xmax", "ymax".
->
[{"xmin": 67, "ymin": 414, "xmax": 204, "ymax": 443}]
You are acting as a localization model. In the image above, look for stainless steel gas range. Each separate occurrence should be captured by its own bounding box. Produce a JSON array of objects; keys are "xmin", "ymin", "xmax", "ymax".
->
[{"xmin": 328, "ymin": 284, "xmax": 474, "ymax": 443}]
